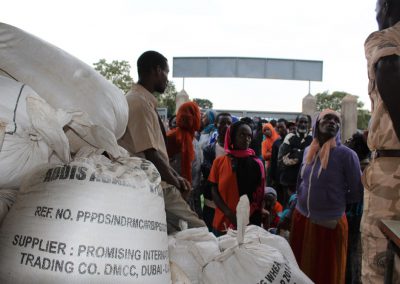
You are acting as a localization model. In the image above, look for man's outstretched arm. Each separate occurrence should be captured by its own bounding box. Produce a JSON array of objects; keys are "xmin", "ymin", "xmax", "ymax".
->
[{"xmin": 143, "ymin": 148, "xmax": 190, "ymax": 193}]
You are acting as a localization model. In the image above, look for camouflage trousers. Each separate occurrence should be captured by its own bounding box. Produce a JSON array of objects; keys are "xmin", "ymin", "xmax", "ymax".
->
[{"xmin": 361, "ymin": 157, "xmax": 400, "ymax": 283}]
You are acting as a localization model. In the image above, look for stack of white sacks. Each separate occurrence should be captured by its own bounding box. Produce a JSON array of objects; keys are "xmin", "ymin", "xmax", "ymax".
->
[
  {"xmin": 0, "ymin": 23, "xmax": 171, "ymax": 283},
  {"xmin": 168, "ymin": 196, "xmax": 313, "ymax": 284},
  {"xmin": 0, "ymin": 22, "xmax": 129, "ymax": 219},
  {"xmin": 0, "ymin": 22, "xmax": 312, "ymax": 284}
]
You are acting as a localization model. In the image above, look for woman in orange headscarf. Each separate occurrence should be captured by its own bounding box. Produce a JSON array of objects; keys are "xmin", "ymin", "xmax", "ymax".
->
[
  {"xmin": 166, "ymin": 102, "xmax": 201, "ymax": 184},
  {"xmin": 261, "ymin": 123, "xmax": 280, "ymax": 167},
  {"xmin": 262, "ymin": 123, "xmax": 280, "ymax": 185}
]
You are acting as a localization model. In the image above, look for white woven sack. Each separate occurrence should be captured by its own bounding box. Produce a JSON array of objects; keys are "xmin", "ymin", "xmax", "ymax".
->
[
  {"xmin": 168, "ymin": 227, "xmax": 220, "ymax": 284},
  {"xmin": 64, "ymin": 111, "xmax": 123, "ymax": 159},
  {"xmin": 0, "ymin": 76, "xmax": 39, "ymax": 128},
  {"xmin": 200, "ymin": 196, "xmax": 313, "ymax": 284},
  {"xmin": 0, "ymin": 155, "xmax": 171, "ymax": 283},
  {"xmin": 0, "ymin": 76, "xmax": 71, "ymax": 189},
  {"xmin": 0, "ymin": 189, "xmax": 17, "ymax": 225},
  {"xmin": 218, "ymin": 225, "xmax": 298, "ymax": 268},
  {"xmin": 170, "ymin": 261, "xmax": 192, "ymax": 284},
  {"xmin": 0, "ymin": 75, "xmax": 126, "ymax": 189},
  {"xmin": 0, "ymin": 22, "xmax": 128, "ymax": 139},
  {"xmin": 0, "ymin": 120, "xmax": 6, "ymax": 157}
]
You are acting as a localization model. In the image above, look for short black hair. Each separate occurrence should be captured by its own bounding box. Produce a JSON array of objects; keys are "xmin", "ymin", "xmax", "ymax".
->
[
  {"xmin": 240, "ymin": 117, "xmax": 253, "ymax": 125},
  {"xmin": 296, "ymin": 114, "xmax": 311, "ymax": 125},
  {"xmin": 215, "ymin": 112, "xmax": 232, "ymax": 125},
  {"xmin": 277, "ymin": 118, "xmax": 288, "ymax": 126},
  {"xmin": 137, "ymin": 51, "xmax": 168, "ymax": 79},
  {"xmin": 344, "ymin": 132, "xmax": 370, "ymax": 161}
]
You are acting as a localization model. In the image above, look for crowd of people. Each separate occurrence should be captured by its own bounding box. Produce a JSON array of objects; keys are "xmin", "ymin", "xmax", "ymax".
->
[
  {"xmin": 164, "ymin": 101, "xmax": 368, "ymax": 283},
  {"xmin": 117, "ymin": 50, "xmax": 369, "ymax": 284},
  {"xmin": 118, "ymin": 2, "xmax": 400, "ymax": 282}
]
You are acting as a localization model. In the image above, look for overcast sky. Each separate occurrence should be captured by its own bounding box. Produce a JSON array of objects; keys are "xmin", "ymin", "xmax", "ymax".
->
[{"xmin": 1, "ymin": 0, "xmax": 378, "ymax": 112}]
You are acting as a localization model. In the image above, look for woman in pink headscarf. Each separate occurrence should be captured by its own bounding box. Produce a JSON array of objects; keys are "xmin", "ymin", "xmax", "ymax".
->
[{"xmin": 208, "ymin": 120, "xmax": 265, "ymax": 236}]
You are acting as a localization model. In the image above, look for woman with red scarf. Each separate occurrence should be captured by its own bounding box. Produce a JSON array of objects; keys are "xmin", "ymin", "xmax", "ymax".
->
[
  {"xmin": 208, "ymin": 121, "xmax": 265, "ymax": 236},
  {"xmin": 261, "ymin": 123, "xmax": 280, "ymax": 185},
  {"xmin": 261, "ymin": 123, "xmax": 280, "ymax": 163},
  {"xmin": 166, "ymin": 102, "xmax": 201, "ymax": 186}
]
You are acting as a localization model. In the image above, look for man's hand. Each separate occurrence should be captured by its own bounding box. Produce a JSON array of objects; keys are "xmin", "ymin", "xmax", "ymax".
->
[
  {"xmin": 178, "ymin": 176, "xmax": 192, "ymax": 200},
  {"xmin": 261, "ymin": 208, "xmax": 270, "ymax": 217},
  {"xmin": 283, "ymin": 153, "xmax": 299, "ymax": 166}
]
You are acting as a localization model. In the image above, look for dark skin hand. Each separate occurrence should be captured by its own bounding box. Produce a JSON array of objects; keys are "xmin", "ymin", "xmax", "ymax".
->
[
  {"xmin": 375, "ymin": 55, "xmax": 400, "ymax": 141},
  {"xmin": 211, "ymin": 185, "xmax": 237, "ymax": 227},
  {"xmin": 261, "ymin": 200, "xmax": 271, "ymax": 228},
  {"xmin": 143, "ymin": 148, "xmax": 191, "ymax": 197}
]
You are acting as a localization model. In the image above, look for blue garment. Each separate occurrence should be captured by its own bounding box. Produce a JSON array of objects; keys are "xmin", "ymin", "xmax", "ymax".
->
[
  {"xmin": 202, "ymin": 110, "xmax": 217, "ymax": 134},
  {"xmin": 209, "ymin": 130, "xmax": 218, "ymax": 145},
  {"xmin": 202, "ymin": 124, "xmax": 216, "ymax": 135},
  {"xmin": 296, "ymin": 128, "xmax": 364, "ymax": 221},
  {"xmin": 279, "ymin": 193, "xmax": 297, "ymax": 220}
]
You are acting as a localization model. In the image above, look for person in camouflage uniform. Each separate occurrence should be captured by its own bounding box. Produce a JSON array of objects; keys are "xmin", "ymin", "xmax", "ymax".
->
[{"xmin": 361, "ymin": 1, "xmax": 400, "ymax": 282}]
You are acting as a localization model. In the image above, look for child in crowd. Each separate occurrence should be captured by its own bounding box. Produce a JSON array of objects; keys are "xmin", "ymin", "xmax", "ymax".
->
[
  {"xmin": 208, "ymin": 121, "xmax": 265, "ymax": 236},
  {"xmin": 261, "ymin": 187, "xmax": 283, "ymax": 231},
  {"xmin": 277, "ymin": 187, "xmax": 297, "ymax": 239}
]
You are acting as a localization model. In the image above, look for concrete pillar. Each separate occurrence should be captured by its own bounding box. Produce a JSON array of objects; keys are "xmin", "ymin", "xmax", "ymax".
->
[
  {"xmin": 302, "ymin": 93, "xmax": 317, "ymax": 119},
  {"xmin": 341, "ymin": 94, "xmax": 358, "ymax": 141},
  {"xmin": 175, "ymin": 89, "xmax": 190, "ymax": 114}
]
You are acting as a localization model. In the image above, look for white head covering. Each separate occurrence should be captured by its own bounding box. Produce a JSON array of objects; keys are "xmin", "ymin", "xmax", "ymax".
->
[{"xmin": 264, "ymin": 187, "xmax": 277, "ymax": 197}]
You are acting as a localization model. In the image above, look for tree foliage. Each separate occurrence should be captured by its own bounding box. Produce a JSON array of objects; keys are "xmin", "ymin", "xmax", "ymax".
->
[
  {"xmin": 315, "ymin": 91, "xmax": 370, "ymax": 130},
  {"xmin": 154, "ymin": 81, "xmax": 178, "ymax": 117},
  {"xmin": 93, "ymin": 58, "xmax": 178, "ymax": 117},
  {"xmin": 315, "ymin": 91, "xmax": 364, "ymax": 111},
  {"xmin": 357, "ymin": 109, "xmax": 371, "ymax": 130},
  {"xmin": 193, "ymin": 98, "xmax": 213, "ymax": 109},
  {"xmin": 93, "ymin": 59, "xmax": 134, "ymax": 93}
]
